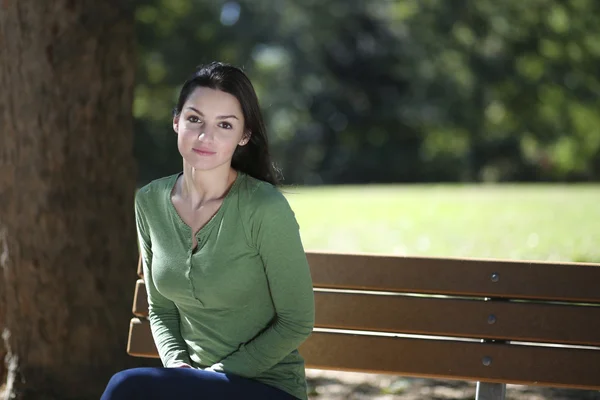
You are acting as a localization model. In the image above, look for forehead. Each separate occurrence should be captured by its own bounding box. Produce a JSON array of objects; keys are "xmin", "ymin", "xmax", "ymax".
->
[{"xmin": 185, "ymin": 87, "xmax": 243, "ymax": 117}]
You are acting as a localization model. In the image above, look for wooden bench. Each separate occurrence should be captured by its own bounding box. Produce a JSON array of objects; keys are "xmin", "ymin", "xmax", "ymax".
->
[{"xmin": 127, "ymin": 251, "xmax": 600, "ymax": 400}]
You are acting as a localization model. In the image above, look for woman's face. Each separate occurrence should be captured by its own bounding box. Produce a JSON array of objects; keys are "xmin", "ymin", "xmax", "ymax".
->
[{"xmin": 174, "ymin": 86, "xmax": 249, "ymax": 172}]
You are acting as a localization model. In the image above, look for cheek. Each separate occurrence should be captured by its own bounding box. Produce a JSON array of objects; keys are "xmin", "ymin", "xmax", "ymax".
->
[
  {"xmin": 176, "ymin": 130, "xmax": 196, "ymax": 154},
  {"xmin": 178, "ymin": 128, "xmax": 197, "ymax": 143},
  {"xmin": 217, "ymin": 129, "xmax": 244, "ymax": 148},
  {"xmin": 218, "ymin": 136, "xmax": 242, "ymax": 155}
]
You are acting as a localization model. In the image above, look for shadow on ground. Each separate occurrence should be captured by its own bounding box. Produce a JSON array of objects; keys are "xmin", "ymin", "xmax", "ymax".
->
[{"xmin": 307, "ymin": 371, "xmax": 600, "ymax": 400}]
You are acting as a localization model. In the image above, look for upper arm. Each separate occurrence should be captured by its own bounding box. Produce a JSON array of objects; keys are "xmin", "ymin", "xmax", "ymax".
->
[
  {"xmin": 135, "ymin": 191, "xmax": 153, "ymax": 264},
  {"xmin": 134, "ymin": 190, "xmax": 174, "ymax": 310},
  {"xmin": 251, "ymin": 190, "xmax": 315, "ymax": 327}
]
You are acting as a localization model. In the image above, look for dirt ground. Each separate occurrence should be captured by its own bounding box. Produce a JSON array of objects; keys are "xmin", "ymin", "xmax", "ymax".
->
[
  {"xmin": 2, "ymin": 371, "xmax": 598, "ymax": 399},
  {"xmin": 306, "ymin": 370, "xmax": 600, "ymax": 400}
]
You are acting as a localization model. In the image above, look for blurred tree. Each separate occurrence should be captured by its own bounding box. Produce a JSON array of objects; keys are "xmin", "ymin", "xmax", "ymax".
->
[
  {"xmin": 406, "ymin": 0, "xmax": 600, "ymax": 181},
  {"xmin": 133, "ymin": 0, "xmax": 600, "ymax": 184},
  {"xmin": 133, "ymin": 0, "xmax": 427, "ymax": 184},
  {"xmin": 0, "ymin": 2, "xmax": 155, "ymax": 399}
]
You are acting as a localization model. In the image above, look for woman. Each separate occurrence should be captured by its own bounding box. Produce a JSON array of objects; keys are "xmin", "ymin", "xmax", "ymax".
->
[{"xmin": 101, "ymin": 62, "xmax": 315, "ymax": 400}]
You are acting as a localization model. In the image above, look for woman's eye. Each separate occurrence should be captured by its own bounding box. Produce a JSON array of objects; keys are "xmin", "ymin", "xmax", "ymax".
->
[
  {"xmin": 188, "ymin": 116, "xmax": 201, "ymax": 123},
  {"xmin": 220, "ymin": 122, "xmax": 232, "ymax": 129}
]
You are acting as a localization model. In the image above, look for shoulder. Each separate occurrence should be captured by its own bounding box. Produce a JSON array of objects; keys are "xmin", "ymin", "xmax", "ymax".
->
[
  {"xmin": 237, "ymin": 175, "xmax": 302, "ymax": 248},
  {"xmin": 136, "ymin": 173, "xmax": 179, "ymax": 203},
  {"xmin": 238, "ymin": 173, "xmax": 292, "ymax": 216},
  {"xmin": 236, "ymin": 173, "xmax": 300, "ymax": 241}
]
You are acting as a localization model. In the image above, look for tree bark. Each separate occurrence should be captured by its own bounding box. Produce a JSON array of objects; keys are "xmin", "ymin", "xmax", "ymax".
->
[{"xmin": 0, "ymin": 2, "xmax": 156, "ymax": 399}]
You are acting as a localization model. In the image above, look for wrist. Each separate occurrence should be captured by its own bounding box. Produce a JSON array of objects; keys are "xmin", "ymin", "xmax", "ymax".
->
[
  {"xmin": 208, "ymin": 362, "xmax": 224, "ymax": 372},
  {"xmin": 171, "ymin": 362, "xmax": 192, "ymax": 368}
]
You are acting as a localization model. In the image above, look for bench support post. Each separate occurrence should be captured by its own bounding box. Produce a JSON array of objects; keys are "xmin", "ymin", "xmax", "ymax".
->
[
  {"xmin": 475, "ymin": 296, "xmax": 507, "ymax": 400},
  {"xmin": 475, "ymin": 382, "xmax": 506, "ymax": 400}
]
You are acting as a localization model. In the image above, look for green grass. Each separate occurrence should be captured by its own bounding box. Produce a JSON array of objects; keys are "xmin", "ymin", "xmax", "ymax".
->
[{"xmin": 282, "ymin": 184, "xmax": 600, "ymax": 264}]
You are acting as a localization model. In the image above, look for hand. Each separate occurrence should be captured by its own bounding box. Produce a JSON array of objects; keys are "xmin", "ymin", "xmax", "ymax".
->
[{"xmin": 204, "ymin": 363, "xmax": 224, "ymax": 373}]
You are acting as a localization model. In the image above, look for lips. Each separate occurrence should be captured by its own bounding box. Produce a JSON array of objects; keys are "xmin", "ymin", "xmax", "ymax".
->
[{"xmin": 192, "ymin": 148, "xmax": 216, "ymax": 156}]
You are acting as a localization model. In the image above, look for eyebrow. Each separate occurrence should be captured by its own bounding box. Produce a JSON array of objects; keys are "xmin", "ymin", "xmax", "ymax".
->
[{"xmin": 185, "ymin": 106, "xmax": 239, "ymax": 120}]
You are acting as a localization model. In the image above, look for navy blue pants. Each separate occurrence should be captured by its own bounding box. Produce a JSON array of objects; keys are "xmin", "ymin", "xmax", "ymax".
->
[{"xmin": 100, "ymin": 367, "xmax": 299, "ymax": 399}]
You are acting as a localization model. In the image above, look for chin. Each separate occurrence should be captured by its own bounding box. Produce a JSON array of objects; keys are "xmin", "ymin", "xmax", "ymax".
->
[
  {"xmin": 188, "ymin": 162, "xmax": 220, "ymax": 171},
  {"xmin": 185, "ymin": 155, "xmax": 231, "ymax": 172}
]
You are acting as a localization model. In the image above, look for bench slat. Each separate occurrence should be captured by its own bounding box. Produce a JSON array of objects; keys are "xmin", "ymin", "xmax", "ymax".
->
[
  {"xmin": 302, "ymin": 331, "xmax": 600, "ymax": 390},
  {"xmin": 128, "ymin": 318, "xmax": 158, "ymax": 358},
  {"xmin": 307, "ymin": 252, "xmax": 600, "ymax": 303},
  {"xmin": 136, "ymin": 252, "xmax": 600, "ymax": 303},
  {"xmin": 132, "ymin": 280, "xmax": 600, "ymax": 346},
  {"xmin": 314, "ymin": 292, "xmax": 600, "ymax": 347},
  {"xmin": 127, "ymin": 318, "xmax": 600, "ymax": 390},
  {"xmin": 132, "ymin": 279, "xmax": 147, "ymax": 317}
]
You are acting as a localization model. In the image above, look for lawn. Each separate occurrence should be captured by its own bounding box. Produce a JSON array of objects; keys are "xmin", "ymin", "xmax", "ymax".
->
[{"xmin": 282, "ymin": 183, "xmax": 600, "ymax": 264}]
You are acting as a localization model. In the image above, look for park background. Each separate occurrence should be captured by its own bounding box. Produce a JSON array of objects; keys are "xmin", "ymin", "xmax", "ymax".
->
[
  {"xmin": 133, "ymin": 0, "xmax": 600, "ymax": 262},
  {"xmin": 1, "ymin": 1, "xmax": 599, "ymax": 399}
]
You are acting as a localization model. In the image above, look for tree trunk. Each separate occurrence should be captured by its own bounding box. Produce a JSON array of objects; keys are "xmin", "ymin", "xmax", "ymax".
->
[{"xmin": 0, "ymin": 2, "xmax": 156, "ymax": 399}]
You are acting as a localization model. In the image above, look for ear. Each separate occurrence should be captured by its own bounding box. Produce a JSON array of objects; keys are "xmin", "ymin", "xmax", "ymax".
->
[
  {"xmin": 173, "ymin": 114, "xmax": 180, "ymax": 134},
  {"xmin": 238, "ymin": 130, "xmax": 251, "ymax": 146}
]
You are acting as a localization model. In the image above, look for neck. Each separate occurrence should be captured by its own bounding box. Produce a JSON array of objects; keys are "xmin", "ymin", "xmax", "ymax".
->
[{"xmin": 180, "ymin": 163, "xmax": 236, "ymax": 208}]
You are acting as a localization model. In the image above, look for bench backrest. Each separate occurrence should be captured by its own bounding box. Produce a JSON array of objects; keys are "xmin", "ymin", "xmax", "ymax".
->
[{"xmin": 127, "ymin": 251, "xmax": 600, "ymax": 390}]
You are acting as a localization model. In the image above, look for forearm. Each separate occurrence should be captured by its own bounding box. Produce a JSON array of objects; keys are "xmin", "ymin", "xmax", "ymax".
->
[
  {"xmin": 211, "ymin": 247, "xmax": 314, "ymax": 377},
  {"xmin": 149, "ymin": 309, "xmax": 192, "ymax": 367},
  {"xmin": 209, "ymin": 312, "xmax": 313, "ymax": 377}
]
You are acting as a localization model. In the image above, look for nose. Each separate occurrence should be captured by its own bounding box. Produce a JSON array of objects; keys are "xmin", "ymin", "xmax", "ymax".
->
[{"xmin": 197, "ymin": 129, "xmax": 214, "ymax": 142}]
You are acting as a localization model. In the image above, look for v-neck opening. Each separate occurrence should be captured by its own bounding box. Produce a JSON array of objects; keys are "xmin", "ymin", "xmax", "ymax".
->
[{"xmin": 166, "ymin": 170, "xmax": 243, "ymax": 244}]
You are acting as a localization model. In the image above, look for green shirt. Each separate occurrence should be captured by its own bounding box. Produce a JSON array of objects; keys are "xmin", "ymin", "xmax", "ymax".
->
[{"xmin": 134, "ymin": 171, "xmax": 315, "ymax": 400}]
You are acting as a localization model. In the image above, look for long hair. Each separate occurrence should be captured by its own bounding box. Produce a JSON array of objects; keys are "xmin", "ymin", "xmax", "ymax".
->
[{"xmin": 173, "ymin": 62, "xmax": 281, "ymax": 185}]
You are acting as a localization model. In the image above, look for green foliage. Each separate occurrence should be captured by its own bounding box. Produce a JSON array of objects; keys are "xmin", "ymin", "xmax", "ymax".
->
[{"xmin": 134, "ymin": 0, "xmax": 600, "ymax": 185}]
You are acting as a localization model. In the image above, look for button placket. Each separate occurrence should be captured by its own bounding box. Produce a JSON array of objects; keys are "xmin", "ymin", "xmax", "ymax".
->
[{"xmin": 187, "ymin": 239, "xmax": 205, "ymax": 306}]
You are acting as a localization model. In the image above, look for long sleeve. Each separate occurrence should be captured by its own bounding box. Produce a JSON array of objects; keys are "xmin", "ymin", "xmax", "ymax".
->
[
  {"xmin": 135, "ymin": 192, "xmax": 191, "ymax": 367},
  {"xmin": 209, "ymin": 191, "xmax": 315, "ymax": 377}
]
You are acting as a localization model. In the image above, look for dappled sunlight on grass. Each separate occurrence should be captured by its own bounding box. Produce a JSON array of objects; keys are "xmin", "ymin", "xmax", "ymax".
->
[{"xmin": 283, "ymin": 184, "xmax": 600, "ymax": 263}]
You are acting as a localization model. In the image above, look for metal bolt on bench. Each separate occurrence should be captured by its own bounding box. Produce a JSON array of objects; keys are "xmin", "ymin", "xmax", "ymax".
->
[
  {"xmin": 127, "ymin": 252, "xmax": 600, "ymax": 400},
  {"xmin": 477, "ymin": 293, "xmax": 509, "ymax": 400}
]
